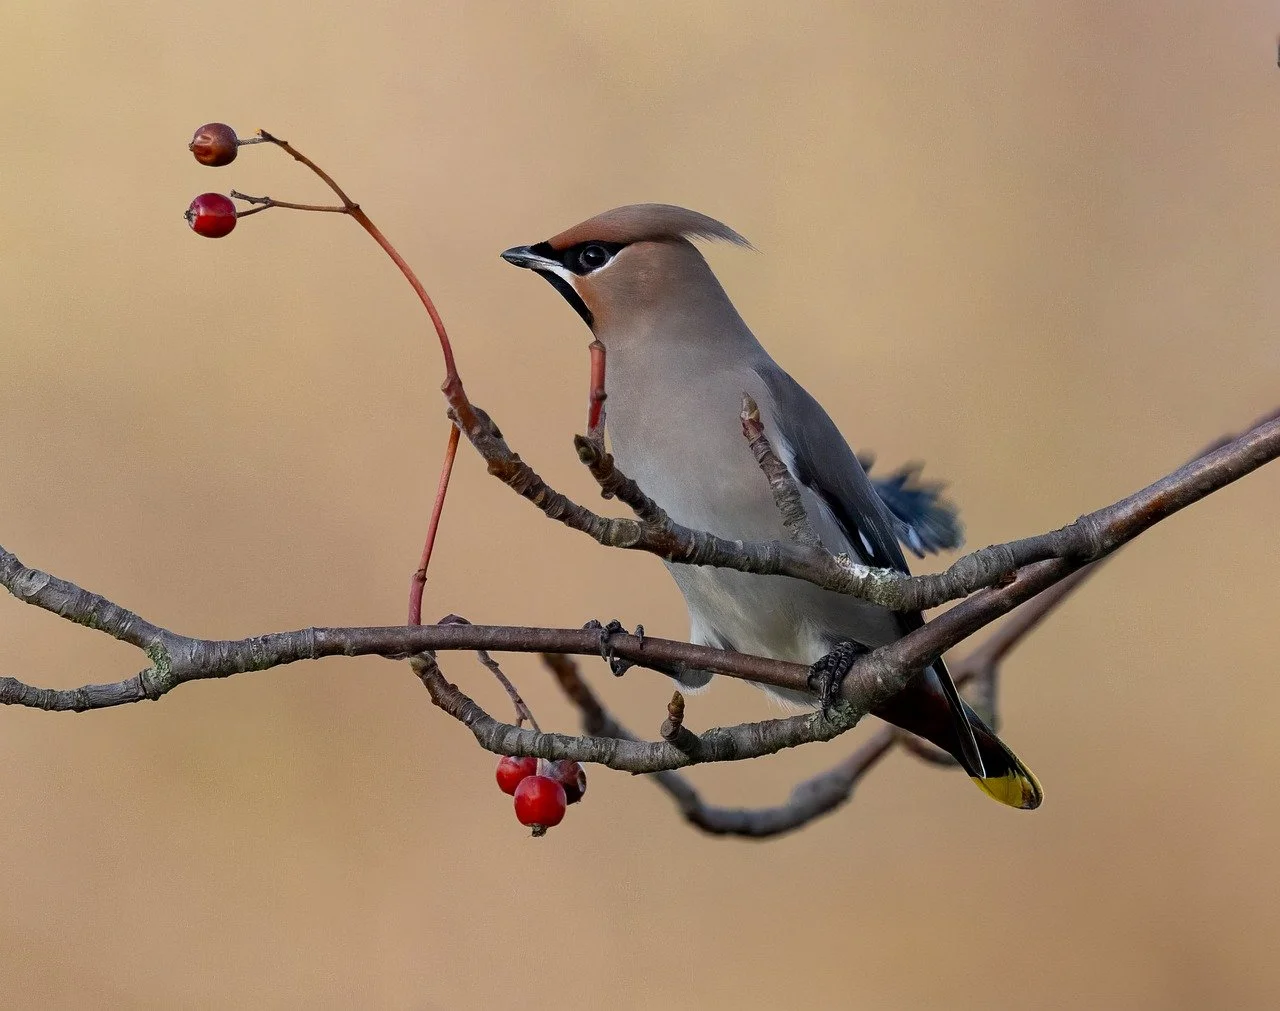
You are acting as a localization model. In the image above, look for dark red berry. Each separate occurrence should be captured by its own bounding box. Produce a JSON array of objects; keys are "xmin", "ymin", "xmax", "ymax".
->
[
  {"xmin": 185, "ymin": 193, "xmax": 237, "ymax": 238},
  {"xmin": 548, "ymin": 760, "xmax": 587, "ymax": 805},
  {"xmin": 189, "ymin": 123, "xmax": 239, "ymax": 166},
  {"xmin": 495, "ymin": 755, "xmax": 538, "ymax": 795},
  {"xmin": 513, "ymin": 775, "xmax": 567, "ymax": 835}
]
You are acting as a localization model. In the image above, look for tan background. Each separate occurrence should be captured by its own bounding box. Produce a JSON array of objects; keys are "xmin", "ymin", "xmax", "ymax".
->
[{"xmin": 2, "ymin": 2, "xmax": 1278, "ymax": 1008}]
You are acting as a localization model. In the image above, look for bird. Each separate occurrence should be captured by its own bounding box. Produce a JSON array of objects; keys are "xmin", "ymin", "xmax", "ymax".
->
[{"xmin": 501, "ymin": 203, "xmax": 1041, "ymax": 810}]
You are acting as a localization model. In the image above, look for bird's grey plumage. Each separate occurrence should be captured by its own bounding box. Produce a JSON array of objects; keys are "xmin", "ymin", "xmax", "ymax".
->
[{"xmin": 595, "ymin": 247, "xmax": 982, "ymax": 773}]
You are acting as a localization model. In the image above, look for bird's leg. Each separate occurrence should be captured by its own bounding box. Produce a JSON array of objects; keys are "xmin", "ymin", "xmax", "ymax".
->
[
  {"xmin": 582, "ymin": 619, "xmax": 643, "ymax": 676},
  {"xmin": 807, "ymin": 640, "xmax": 871, "ymax": 716}
]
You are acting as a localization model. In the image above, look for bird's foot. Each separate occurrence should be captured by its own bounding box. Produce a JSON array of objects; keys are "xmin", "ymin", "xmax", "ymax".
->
[
  {"xmin": 583, "ymin": 618, "xmax": 644, "ymax": 676},
  {"xmin": 807, "ymin": 640, "xmax": 870, "ymax": 716}
]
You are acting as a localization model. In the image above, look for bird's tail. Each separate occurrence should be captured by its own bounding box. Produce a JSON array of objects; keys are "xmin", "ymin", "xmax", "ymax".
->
[
  {"xmin": 873, "ymin": 666, "xmax": 1042, "ymax": 810},
  {"xmin": 963, "ymin": 707, "xmax": 1043, "ymax": 810}
]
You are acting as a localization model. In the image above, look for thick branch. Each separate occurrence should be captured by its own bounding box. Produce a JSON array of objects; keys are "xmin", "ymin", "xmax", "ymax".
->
[
  {"xmin": 0, "ymin": 550, "xmax": 167, "ymax": 653},
  {"xmin": 0, "ymin": 541, "xmax": 1078, "ymax": 719},
  {"xmin": 0, "ymin": 551, "xmax": 809, "ymax": 708},
  {"xmin": 454, "ymin": 396, "xmax": 1280, "ymax": 613}
]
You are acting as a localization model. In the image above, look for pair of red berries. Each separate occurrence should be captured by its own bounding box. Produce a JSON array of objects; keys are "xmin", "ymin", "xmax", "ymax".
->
[
  {"xmin": 185, "ymin": 122, "xmax": 240, "ymax": 238},
  {"xmin": 495, "ymin": 756, "xmax": 587, "ymax": 836}
]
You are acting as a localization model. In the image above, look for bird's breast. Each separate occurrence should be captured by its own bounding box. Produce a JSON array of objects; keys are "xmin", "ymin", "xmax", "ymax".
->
[{"xmin": 603, "ymin": 362, "xmax": 785, "ymax": 541}]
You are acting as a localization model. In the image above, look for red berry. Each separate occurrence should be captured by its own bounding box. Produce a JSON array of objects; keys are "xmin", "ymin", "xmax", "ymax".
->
[
  {"xmin": 185, "ymin": 193, "xmax": 237, "ymax": 238},
  {"xmin": 189, "ymin": 122, "xmax": 239, "ymax": 166},
  {"xmin": 495, "ymin": 755, "xmax": 537, "ymax": 795},
  {"xmin": 548, "ymin": 759, "xmax": 587, "ymax": 805},
  {"xmin": 513, "ymin": 775, "xmax": 567, "ymax": 835}
]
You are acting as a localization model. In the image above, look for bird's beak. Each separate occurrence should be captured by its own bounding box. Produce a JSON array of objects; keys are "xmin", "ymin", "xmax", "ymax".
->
[
  {"xmin": 500, "ymin": 244, "xmax": 557, "ymax": 270},
  {"xmin": 501, "ymin": 242, "xmax": 595, "ymax": 330}
]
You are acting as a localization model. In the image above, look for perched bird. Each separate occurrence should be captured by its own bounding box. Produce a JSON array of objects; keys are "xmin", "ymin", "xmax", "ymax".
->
[{"xmin": 501, "ymin": 204, "xmax": 1041, "ymax": 809}]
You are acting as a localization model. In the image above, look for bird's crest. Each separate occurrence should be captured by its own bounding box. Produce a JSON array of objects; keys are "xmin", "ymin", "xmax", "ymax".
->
[{"xmin": 547, "ymin": 203, "xmax": 751, "ymax": 251}]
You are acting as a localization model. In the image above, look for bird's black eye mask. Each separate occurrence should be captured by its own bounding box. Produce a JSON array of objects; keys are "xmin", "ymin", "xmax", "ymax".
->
[
  {"xmin": 526, "ymin": 240, "xmax": 627, "ymax": 329},
  {"xmin": 530, "ymin": 240, "xmax": 627, "ymax": 276}
]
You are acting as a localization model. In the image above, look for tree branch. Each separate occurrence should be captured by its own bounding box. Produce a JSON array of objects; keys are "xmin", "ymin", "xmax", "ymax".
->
[
  {"xmin": 450, "ymin": 393, "xmax": 1280, "ymax": 613},
  {"xmin": 0, "ymin": 544, "xmax": 1085, "ymax": 719},
  {"xmin": 411, "ymin": 651, "xmax": 861, "ymax": 773},
  {"xmin": 0, "ymin": 550, "xmax": 167, "ymax": 653},
  {"xmin": 541, "ymin": 651, "xmax": 898, "ymax": 837}
]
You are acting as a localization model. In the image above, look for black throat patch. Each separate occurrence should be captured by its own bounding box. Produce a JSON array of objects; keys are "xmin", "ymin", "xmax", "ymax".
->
[{"xmin": 534, "ymin": 268, "xmax": 593, "ymax": 329}]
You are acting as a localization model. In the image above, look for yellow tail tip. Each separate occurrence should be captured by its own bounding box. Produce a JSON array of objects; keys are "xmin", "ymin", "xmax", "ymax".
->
[{"xmin": 971, "ymin": 767, "xmax": 1043, "ymax": 810}]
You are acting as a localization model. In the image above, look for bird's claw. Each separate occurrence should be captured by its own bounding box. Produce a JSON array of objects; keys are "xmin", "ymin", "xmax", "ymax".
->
[
  {"xmin": 807, "ymin": 640, "xmax": 869, "ymax": 716},
  {"xmin": 583, "ymin": 618, "xmax": 640, "ymax": 676}
]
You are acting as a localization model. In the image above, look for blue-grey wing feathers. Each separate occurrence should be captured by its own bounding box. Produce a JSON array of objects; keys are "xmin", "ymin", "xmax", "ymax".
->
[
  {"xmin": 755, "ymin": 366, "xmax": 910, "ymax": 574},
  {"xmin": 857, "ymin": 453, "xmax": 964, "ymax": 558}
]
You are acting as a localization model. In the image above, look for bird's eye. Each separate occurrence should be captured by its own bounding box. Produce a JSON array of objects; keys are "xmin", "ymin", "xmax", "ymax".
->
[{"xmin": 576, "ymin": 244, "xmax": 610, "ymax": 272}]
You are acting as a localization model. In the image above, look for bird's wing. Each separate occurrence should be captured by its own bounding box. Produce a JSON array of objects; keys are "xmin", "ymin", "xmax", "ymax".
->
[
  {"xmin": 754, "ymin": 362, "xmax": 986, "ymax": 776},
  {"xmin": 857, "ymin": 454, "xmax": 964, "ymax": 558},
  {"xmin": 754, "ymin": 364, "xmax": 912, "ymax": 575}
]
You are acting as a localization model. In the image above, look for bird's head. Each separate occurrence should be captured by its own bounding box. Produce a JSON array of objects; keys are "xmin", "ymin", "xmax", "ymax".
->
[{"xmin": 501, "ymin": 203, "xmax": 750, "ymax": 344}]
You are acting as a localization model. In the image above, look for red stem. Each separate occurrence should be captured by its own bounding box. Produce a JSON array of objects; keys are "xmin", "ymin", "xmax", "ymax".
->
[
  {"xmin": 349, "ymin": 207, "xmax": 460, "ymax": 388},
  {"xmin": 253, "ymin": 129, "xmax": 469, "ymax": 620},
  {"xmin": 256, "ymin": 131, "xmax": 462, "ymax": 391},
  {"xmin": 408, "ymin": 424, "xmax": 461, "ymax": 625},
  {"xmin": 587, "ymin": 340, "xmax": 607, "ymax": 441}
]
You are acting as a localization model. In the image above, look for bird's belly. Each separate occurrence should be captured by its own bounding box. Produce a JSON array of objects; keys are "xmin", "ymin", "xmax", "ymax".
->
[{"xmin": 669, "ymin": 561, "xmax": 901, "ymax": 665}]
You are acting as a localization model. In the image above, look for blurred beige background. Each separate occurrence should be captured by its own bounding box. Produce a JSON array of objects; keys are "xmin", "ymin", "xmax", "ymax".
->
[{"xmin": 2, "ymin": 2, "xmax": 1278, "ymax": 1008}]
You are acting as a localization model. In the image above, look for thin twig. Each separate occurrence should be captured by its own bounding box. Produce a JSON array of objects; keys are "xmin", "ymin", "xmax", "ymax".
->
[
  {"xmin": 229, "ymin": 191, "xmax": 348, "ymax": 214},
  {"xmin": 477, "ymin": 650, "xmax": 540, "ymax": 732},
  {"xmin": 255, "ymin": 130, "xmax": 360, "ymax": 206},
  {"xmin": 437, "ymin": 614, "xmax": 540, "ymax": 731},
  {"xmin": 740, "ymin": 394, "xmax": 822, "ymax": 548},
  {"xmin": 573, "ymin": 437, "xmax": 668, "ymax": 525}
]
